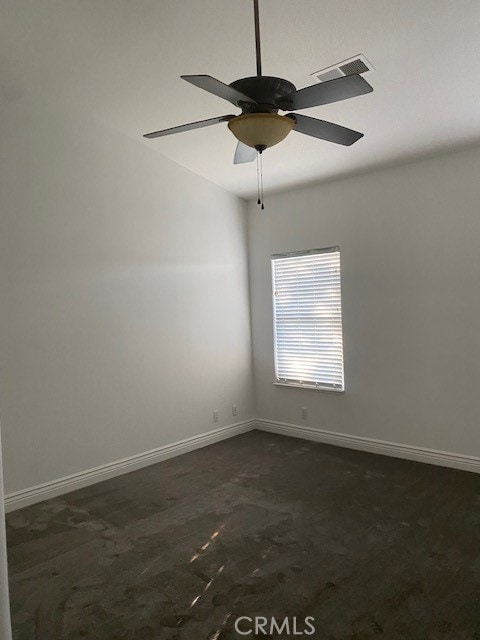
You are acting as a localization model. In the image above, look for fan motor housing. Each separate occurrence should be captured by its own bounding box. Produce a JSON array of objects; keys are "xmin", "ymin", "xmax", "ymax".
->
[{"xmin": 229, "ymin": 76, "xmax": 296, "ymax": 112}]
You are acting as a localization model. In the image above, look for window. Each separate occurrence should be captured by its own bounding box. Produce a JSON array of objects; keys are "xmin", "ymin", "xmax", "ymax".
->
[{"xmin": 271, "ymin": 247, "xmax": 344, "ymax": 391}]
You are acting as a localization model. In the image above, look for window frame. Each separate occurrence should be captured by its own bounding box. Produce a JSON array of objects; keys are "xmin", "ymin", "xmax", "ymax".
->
[{"xmin": 271, "ymin": 246, "xmax": 345, "ymax": 393}]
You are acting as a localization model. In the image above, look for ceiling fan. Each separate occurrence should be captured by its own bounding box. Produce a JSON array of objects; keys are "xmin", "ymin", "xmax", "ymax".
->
[{"xmin": 143, "ymin": 0, "xmax": 373, "ymax": 187}]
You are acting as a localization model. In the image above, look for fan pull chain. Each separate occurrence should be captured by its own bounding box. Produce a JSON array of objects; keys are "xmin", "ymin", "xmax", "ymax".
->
[
  {"xmin": 255, "ymin": 149, "xmax": 265, "ymax": 210},
  {"xmin": 260, "ymin": 151, "xmax": 265, "ymax": 210},
  {"xmin": 256, "ymin": 152, "xmax": 261, "ymax": 205}
]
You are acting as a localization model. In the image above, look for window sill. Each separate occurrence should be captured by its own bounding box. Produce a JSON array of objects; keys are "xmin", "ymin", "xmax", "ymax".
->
[{"xmin": 273, "ymin": 382, "xmax": 345, "ymax": 394}]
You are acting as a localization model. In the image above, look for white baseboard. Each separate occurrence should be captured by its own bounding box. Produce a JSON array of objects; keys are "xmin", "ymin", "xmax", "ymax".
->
[
  {"xmin": 4, "ymin": 419, "xmax": 255, "ymax": 512},
  {"xmin": 6, "ymin": 417, "xmax": 480, "ymax": 512},
  {"xmin": 256, "ymin": 418, "xmax": 480, "ymax": 474}
]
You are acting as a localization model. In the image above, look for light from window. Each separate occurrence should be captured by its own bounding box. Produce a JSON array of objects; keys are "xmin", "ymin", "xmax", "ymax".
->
[{"xmin": 271, "ymin": 247, "xmax": 344, "ymax": 391}]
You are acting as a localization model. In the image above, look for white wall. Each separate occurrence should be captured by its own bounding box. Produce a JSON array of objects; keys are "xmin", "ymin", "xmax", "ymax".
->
[
  {"xmin": 0, "ymin": 92, "xmax": 253, "ymax": 495},
  {"xmin": 248, "ymin": 145, "xmax": 480, "ymax": 456}
]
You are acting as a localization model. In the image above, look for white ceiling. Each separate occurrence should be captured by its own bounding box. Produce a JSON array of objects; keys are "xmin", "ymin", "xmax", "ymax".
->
[{"xmin": 2, "ymin": 0, "xmax": 480, "ymax": 198}]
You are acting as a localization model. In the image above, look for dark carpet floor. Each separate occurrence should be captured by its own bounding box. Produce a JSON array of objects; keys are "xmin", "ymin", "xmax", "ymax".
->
[{"xmin": 6, "ymin": 430, "xmax": 480, "ymax": 639}]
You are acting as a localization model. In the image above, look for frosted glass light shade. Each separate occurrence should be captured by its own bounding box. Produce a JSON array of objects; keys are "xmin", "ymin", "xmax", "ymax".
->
[{"xmin": 228, "ymin": 113, "xmax": 294, "ymax": 149}]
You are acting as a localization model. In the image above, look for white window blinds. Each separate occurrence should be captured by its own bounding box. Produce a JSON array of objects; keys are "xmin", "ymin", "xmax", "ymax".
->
[{"xmin": 271, "ymin": 247, "xmax": 344, "ymax": 391}]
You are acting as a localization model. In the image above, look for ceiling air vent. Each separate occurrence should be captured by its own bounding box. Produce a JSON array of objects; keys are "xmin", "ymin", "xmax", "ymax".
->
[{"xmin": 311, "ymin": 54, "xmax": 374, "ymax": 83}]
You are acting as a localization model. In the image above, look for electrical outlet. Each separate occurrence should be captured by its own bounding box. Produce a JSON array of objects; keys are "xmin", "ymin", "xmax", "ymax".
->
[
  {"xmin": 213, "ymin": 410, "xmax": 219, "ymax": 423},
  {"xmin": 301, "ymin": 407, "xmax": 308, "ymax": 420},
  {"xmin": 232, "ymin": 405, "xmax": 237, "ymax": 416}
]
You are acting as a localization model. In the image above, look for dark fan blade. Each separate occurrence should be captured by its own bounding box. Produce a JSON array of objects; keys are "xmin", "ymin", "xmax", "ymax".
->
[
  {"xmin": 143, "ymin": 114, "xmax": 234, "ymax": 139},
  {"xmin": 288, "ymin": 114, "xmax": 363, "ymax": 146},
  {"xmin": 234, "ymin": 142, "xmax": 256, "ymax": 164},
  {"xmin": 280, "ymin": 74, "xmax": 372, "ymax": 111},
  {"xmin": 181, "ymin": 75, "xmax": 256, "ymax": 107}
]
